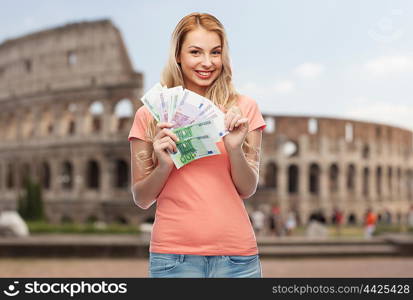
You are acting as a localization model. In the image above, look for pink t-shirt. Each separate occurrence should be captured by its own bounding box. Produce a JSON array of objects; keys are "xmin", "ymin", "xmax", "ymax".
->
[{"xmin": 128, "ymin": 94, "xmax": 266, "ymax": 255}]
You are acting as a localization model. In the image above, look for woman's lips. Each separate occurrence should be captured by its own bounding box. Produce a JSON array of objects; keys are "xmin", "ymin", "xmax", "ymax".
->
[{"xmin": 194, "ymin": 70, "xmax": 213, "ymax": 79}]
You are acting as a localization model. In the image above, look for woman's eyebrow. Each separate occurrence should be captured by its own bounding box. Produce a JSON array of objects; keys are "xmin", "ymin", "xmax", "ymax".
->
[{"xmin": 188, "ymin": 45, "xmax": 222, "ymax": 50}]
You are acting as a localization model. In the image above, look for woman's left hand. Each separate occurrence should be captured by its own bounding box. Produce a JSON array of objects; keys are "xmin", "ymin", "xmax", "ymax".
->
[{"xmin": 220, "ymin": 105, "xmax": 249, "ymax": 151}]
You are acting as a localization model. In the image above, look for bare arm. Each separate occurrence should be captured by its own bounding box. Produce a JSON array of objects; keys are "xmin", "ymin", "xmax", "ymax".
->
[
  {"xmin": 130, "ymin": 140, "xmax": 172, "ymax": 209},
  {"xmin": 228, "ymin": 129, "xmax": 262, "ymax": 199}
]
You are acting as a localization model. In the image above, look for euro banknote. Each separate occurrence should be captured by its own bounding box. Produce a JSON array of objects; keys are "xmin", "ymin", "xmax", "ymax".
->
[
  {"xmin": 140, "ymin": 83, "xmax": 230, "ymax": 168},
  {"xmin": 170, "ymin": 135, "xmax": 220, "ymax": 169}
]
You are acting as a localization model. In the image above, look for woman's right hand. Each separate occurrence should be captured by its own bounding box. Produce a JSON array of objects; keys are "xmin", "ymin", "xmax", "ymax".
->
[{"xmin": 153, "ymin": 122, "xmax": 179, "ymax": 172}]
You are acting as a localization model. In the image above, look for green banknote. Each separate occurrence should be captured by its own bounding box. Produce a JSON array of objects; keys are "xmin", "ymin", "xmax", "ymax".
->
[
  {"xmin": 172, "ymin": 120, "xmax": 223, "ymax": 142},
  {"xmin": 170, "ymin": 135, "xmax": 220, "ymax": 169}
]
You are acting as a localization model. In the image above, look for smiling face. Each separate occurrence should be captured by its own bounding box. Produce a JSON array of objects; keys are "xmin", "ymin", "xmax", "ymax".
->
[{"xmin": 177, "ymin": 27, "xmax": 223, "ymax": 96}]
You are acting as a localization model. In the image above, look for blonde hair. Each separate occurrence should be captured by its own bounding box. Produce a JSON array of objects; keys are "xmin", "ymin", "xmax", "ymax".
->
[{"xmin": 137, "ymin": 12, "xmax": 258, "ymax": 175}]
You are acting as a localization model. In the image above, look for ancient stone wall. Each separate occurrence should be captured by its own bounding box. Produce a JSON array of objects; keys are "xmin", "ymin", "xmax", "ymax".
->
[
  {"xmin": 0, "ymin": 20, "xmax": 155, "ymax": 225},
  {"xmin": 251, "ymin": 115, "xmax": 413, "ymax": 226}
]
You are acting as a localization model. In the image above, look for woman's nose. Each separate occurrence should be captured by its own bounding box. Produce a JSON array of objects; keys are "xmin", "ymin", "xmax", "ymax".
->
[{"xmin": 201, "ymin": 55, "xmax": 213, "ymax": 68}]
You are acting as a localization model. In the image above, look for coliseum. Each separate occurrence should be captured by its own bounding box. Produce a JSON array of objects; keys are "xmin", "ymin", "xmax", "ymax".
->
[
  {"xmin": 253, "ymin": 115, "xmax": 413, "ymax": 225},
  {"xmin": 0, "ymin": 20, "xmax": 412, "ymax": 227},
  {"xmin": 0, "ymin": 19, "xmax": 155, "ymax": 225}
]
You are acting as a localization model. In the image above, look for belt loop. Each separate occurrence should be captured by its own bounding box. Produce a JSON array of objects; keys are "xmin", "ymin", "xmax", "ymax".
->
[{"xmin": 179, "ymin": 254, "xmax": 185, "ymax": 263}]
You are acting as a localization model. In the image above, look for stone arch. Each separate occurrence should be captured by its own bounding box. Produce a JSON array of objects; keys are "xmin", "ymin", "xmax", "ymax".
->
[
  {"xmin": 39, "ymin": 107, "xmax": 54, "ymax": 136},
  {"xmin": 347, "ymin": 164, "xmax": 355, "ymax": 192},
  {"xmin": 67, "ymin": 50, "xmax": 77, "ymax": 65},
  {"xmin": 362, "ymin": 144, "xmax": 370, "ymax": 159},
  {"xmin": 115, "ymin": 215, "xmax": 128, "ymax": 225},
  {"xmin": 308, "ymin": 118, "xmax": 318, "ymax": 134},
  {"xmin": 87, "ymin": 100, "xmax": 104, "ymax": 134},
  {"xmin": 329, "ymin": 163, "xmax": 339, "ymax": 193},
  {"xmin": 345, "ymin": 123, "xmax": 354, "ymax": 142},
  {"xmin": 41, "ymin": 161, "xmax": 51, "ymax": 190},
  {"xmin": 309, "ymin": 163, "xmax": 320, "ymax": 195},
  {"xmin": 407, "ymin": 169, "xmax": 413, "ymax": 201},
  {"xmin": 0, "ymin": 114, "xmax": 5, "ymax": 139},
  {"xmin": 6, "ymin": 163, "xmax": 14, "ymax": 189},
  {"xmin": 397, "ymin": 167, "xmax": 402, "ymax": 195},
  {"xmin": 347, "ymin": 213, "xmax": 357, "ymax": 225},
  {"xmin": 388, "ymin": 166, "xmax": 393, "ymax": 194},
  {"xmin": 283, "ymin": 140, "xmax": 299, "ymax": 157},
  {"xmin": 61, "ymin": 161, "xmax": 73, "ymax": 190},
  {"xmin": 114, "ymin": 159, "xmax": 128, "ymax": 188},
  {"xmin": 86, "ymin": 159, "xmax": 100, "ymax": 189},
  {"xmin": 264, "ymin": 162, "xmax": 277, "ymax": 188},
  {"xmin": 288, "ymin": 164, "xmax": 299, "ymax": 194},
  {"xmin": 144, "ymin": 216, "xmax": 155, "ymax": 223},
  {"xmin": 362, "ymin": 167, "xmax": 369, "ymax": 196},
  {"xmin": 114, "ymin": 98, "xmax": 133, "ymax": 132},
  {"xmin": 19, "ymin": 162, "xmax": 31, "ymax": 188},
  {"xmin": 61, "ymin": 103, "xmax": 77, "ymax": 136},
  {"xmin": 21, "ymin": 109, "xmax": 34, "ymax": 139},
  {"xmin": 5, "ymin": 113, "xmax": 17, "ymax": 140}
]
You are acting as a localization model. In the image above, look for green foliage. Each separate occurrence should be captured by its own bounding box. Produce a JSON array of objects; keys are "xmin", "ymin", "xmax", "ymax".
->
[
  {"xmin": 17, "ymin": 177, "xmax": 44, "ymax": 221},
  {"xmin": 374, "ymin": 224, "xmax": 413, "ymax": 236}
]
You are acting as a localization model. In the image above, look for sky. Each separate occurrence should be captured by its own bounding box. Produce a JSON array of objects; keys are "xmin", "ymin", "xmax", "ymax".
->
[{"xmin": 1, "ymin": 0, "xmax": 413, "ymax": 131}]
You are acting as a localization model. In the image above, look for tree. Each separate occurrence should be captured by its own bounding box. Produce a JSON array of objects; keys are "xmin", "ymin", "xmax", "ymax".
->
[{"xmin": 17, "ymin": 177, "xmax": 44, "ymax": 221}]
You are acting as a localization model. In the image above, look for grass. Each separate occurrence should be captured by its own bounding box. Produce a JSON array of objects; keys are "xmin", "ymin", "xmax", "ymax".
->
[
  {"xmin": 289, "ymin": 224, "xmax": 413, "ymax": 238},
  {"xmin": 26, "ymin": 221, "xmax": 413, "ymax": 237},
  {"xmin": 26, "ymin": 221, "xmax": 140, "ymax": 234}
]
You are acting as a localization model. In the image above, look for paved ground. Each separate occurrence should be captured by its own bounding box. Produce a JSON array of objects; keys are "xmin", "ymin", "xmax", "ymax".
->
[{"xmin": 1, "ymin": 257, "xmax": 413, "ymax": 277}]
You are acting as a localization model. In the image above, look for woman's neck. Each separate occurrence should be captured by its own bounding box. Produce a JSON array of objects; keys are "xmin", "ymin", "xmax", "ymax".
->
[{"xmin": 183, "ymin": 82, "xmax": 207, "ymax": 97}]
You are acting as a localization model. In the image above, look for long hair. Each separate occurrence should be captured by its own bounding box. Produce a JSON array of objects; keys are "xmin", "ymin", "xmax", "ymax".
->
[{"xmin": 137, "ymin": 12, "xmax": 258, "ymax": 175}]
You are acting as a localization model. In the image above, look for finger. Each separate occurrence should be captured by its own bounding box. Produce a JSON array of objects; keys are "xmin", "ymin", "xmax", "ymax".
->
[
  {"xmin": 159, "ymin": 141, "xmax": 174, "ymax": 153},
  {"xmin": 155, "ymin": 128, "xmax": 179, "ymax": 142},
  {"xmin": 234, "ymin": 118, "xmax": 249, "ymax": 128},
  {"xmin": 161, "ymin": 128, "xmax": 179, "ymax": 142},
  {"xmin": 160, "ymin": 136, "xmax": 177, "ymax": 153},
  {"xmin": 155, "ymin": 122, "xmax": 175, "ymax": 135},
  {"xmin": 156, "ymin": 122, "xmax": 175, "ymax": 129},
  {"xmin": 155, "ymin": 122, "xmax": 173, "ymax": 136}
]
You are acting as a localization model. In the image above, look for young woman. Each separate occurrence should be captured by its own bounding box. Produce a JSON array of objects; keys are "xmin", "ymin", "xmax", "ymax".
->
[{"xmin": 129, "ymin": 12, "xmax": 266, "ymax": 278}]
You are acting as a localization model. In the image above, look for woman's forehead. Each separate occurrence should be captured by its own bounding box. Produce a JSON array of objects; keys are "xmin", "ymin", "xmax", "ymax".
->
[{"xmin": 182, "ymin": 28, "xmax": 221, "ymax": 48}]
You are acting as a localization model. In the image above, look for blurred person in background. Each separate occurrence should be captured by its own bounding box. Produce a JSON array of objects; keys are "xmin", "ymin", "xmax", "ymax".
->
[{"xmin": 364, "ymin": 208, "xmax": 377, "ymax": 239}]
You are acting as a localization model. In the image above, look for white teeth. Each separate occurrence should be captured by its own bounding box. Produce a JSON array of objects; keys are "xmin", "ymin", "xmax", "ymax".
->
[{"xmin": 197, "ymin": 71, "xmax": 211, "ymax": 76}]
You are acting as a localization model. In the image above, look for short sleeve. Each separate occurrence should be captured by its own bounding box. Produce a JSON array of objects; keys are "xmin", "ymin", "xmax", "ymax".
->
[
  {"xmin": 128, "ymin": 106, "xmax": 153, "ymax": 142},
  {"xmin": 237, "ymin": 95, "xmax": 266, "ymax": 132}
]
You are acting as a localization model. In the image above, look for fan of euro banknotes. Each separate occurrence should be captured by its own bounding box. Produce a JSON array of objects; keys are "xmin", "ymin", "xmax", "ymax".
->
[{"xmin": 140, "ymin": 83, "xmax": 229, "ymax": 169}]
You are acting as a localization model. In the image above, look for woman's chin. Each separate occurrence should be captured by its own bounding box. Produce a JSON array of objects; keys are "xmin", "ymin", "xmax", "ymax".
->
[{"xmin": 193, "ymin": 76, "xmax": 217, "ymax": 87}]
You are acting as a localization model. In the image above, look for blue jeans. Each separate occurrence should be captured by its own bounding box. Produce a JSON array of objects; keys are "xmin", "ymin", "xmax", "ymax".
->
[{"xmin": 149, "ymin": 252, "xmax": 262, "ymax": 278}]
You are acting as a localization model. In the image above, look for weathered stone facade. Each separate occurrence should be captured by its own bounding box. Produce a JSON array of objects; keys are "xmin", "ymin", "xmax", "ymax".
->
[
  {"xmin": 1, "ymin": 20, "xmax": 412, "ymax": 227},
  {"xmin": 0, "ymin": 20, "xmax": 154, "ymax": 225}
]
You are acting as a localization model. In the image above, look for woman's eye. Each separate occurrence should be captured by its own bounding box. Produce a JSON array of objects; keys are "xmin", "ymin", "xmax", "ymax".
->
[
  {"xmin": 212, "ymin": 51, "xmax": 221, "ymax": 55},
  {"xmin": 190, "ymin": 50, "xmax": 200, "ymax": 55}
]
